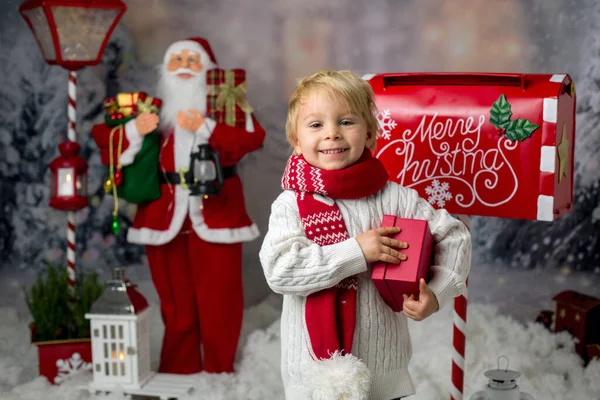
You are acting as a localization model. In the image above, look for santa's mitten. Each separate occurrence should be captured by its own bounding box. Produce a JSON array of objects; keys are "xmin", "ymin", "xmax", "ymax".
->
[{"xmin": 304, "ymin": 351, "xmax": 372, "ymax": 400}]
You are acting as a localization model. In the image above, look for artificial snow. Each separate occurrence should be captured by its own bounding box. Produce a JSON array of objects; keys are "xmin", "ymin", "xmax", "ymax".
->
[{"xmin": 0, "ymin": 281, "xmax": 599, "ymax": 400}]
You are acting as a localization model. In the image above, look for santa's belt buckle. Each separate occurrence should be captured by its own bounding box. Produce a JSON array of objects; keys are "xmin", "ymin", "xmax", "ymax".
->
[{"xmin": 178, "ymin": 168, "xmax": 189, "ymax": 191}]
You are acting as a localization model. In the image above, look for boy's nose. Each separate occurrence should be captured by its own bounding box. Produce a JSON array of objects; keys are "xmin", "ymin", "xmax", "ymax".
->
[{"xmin": 324, "ymin": 126, "xmax": 341, "ymax": 140}]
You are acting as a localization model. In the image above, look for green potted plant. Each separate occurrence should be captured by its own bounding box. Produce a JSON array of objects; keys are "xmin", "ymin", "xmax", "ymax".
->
[{"xmin": 25, "ymin": 261, "xmax": 104, "ymax": 384}]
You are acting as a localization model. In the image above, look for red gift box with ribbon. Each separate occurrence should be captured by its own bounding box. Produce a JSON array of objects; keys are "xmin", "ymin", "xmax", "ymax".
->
[
  {"xmin": 206, "ymin": 68, "xmax": 253, "ymax": 129},
  {"xmin": 364, "ymin": 72, "xmax": 576, "ymax": 221},
  {"xmin": 371, "ymin": 214, "xmax": 434, "ymax": 312},
  {"xmin": 103, "ymin": 92, "xmax": 162, "ymax": 123}
]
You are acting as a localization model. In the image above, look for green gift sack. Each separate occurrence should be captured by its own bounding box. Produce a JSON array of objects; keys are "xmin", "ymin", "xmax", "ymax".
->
[{"xmin": 105, "ymin": 115, "xmax": 161, "ymax": 205}]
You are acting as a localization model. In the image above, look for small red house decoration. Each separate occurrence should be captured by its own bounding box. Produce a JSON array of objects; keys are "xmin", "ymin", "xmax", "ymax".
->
[
  {"xmin": 586, "ymin": 344, "xmax": 600, "ymax": 361},
  {"xmin": 553, "ymin": 290, "xmax": 600, "ymax": 361},
  {"xmin": 49, "ymin": 140, "xmax": 89, "ymax": 211}
]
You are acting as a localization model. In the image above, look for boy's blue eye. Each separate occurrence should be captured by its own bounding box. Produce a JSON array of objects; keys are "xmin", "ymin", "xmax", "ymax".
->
[
  {"xmin": 309, "ymin": 123, "xmax": 322, "ymax": 128},
  {"xmin": 340, "ymin": 120, "xmax": 354, "ymax": 126}
]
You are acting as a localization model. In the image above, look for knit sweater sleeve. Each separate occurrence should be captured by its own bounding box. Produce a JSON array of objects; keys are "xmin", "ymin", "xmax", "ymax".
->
[
  {"xmin": 259, "ymin": 191, "xmax": 368, "ymax": 297},
  {"xmin": 394, "ymin": 185, "xmax": 472, "ymax": 311}
]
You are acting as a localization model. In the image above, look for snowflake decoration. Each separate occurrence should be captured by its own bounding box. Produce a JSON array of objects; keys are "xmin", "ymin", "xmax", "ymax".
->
[
  {"xmin": 425, "ymin": 179, "xmax": 452, "ymax": 208},
  {"xmin": 54, "ymin": 352, "xmax": 92, "ymax": 384},
  {"xmin": 376, "ymin": 109, "xmax": 397, "ymax": 140}
]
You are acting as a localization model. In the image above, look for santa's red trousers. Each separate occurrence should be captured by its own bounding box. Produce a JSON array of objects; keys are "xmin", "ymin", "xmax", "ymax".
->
[{"xmin": 145, "ymin": 218, "xmax": 243, "ymax": 374}]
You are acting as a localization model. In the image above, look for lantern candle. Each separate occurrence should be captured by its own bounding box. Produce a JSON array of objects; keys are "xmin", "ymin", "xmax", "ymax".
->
[{"xmin": 58, "ymin": 168, "xmax": 75, "ymax": 196}]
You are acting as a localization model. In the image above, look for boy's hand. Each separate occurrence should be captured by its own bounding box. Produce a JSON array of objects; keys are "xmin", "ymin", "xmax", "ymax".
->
[
  {"xmin": 356, "ymin": 227, "xmax": 408, "ymax": 264},
  {"xmin": 402, "ymin": 279, "xmax": 439, "ymax": 321}
]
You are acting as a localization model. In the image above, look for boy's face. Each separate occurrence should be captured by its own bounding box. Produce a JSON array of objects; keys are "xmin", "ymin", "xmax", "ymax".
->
[{"xmin": 294, "ymin": 90, "xmax": 369, "ymax": 171}]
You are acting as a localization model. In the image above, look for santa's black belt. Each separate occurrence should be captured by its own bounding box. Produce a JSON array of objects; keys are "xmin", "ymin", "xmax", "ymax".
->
[{"xmin": 158, "ymin": 165, "xmax": 237, "ymax": 185}]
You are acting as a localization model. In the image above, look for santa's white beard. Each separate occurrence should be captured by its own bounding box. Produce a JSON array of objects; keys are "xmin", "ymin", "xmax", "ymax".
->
[{"xmin": 156, "ymin": 69, "xmax": 209, "ymax": 132}]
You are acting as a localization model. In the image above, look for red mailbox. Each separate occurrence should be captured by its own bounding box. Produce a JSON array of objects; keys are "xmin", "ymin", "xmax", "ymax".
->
[{"xmin": 365, "ymin": 72, "xmax": 576, "ymax": 221}]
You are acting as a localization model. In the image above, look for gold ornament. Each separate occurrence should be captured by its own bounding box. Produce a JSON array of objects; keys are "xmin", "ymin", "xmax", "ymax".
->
[
  {"xmin": 104, "ymin": 100, "xmax": 119, "ymax": 115},
  {"xmin": 104, "ymin": 178, "xmax": 113, "ymax": 194},
  {"xmin": 137, "ymin": 97, "xmax": 159, "ymax": 114},
  {"xmin": 557, "ymin": 124, "xmax": 570, "ymax": 183}
]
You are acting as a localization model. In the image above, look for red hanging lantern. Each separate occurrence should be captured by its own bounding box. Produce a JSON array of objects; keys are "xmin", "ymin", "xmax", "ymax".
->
[
  {"xmin": 18, "ymin": 0, "xmax": 127, "ymax": 71},
  {"xmin": 49, "ymin": 141, "xmax": 89, "ymax": 211}
]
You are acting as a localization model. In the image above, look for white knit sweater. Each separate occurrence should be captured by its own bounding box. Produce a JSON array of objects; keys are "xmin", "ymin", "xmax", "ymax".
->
[{"xmin": 259, "ymin": 181, "xmax": 471, "ymax": 400}]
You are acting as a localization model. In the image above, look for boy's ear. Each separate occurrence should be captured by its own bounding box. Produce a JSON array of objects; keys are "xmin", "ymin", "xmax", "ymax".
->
[{"xmin": 293, "ymin": 139, "xmax": 302, "ymax": 155}]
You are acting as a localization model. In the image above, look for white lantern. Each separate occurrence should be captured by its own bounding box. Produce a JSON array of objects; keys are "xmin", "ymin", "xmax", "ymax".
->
[
  {"xmin": 470, "ymin": 357, "xmax": 535, "ymax": 400},
  {"xmin": 85, "ymin": 268, "xmax": 151, "ymax": 391}
]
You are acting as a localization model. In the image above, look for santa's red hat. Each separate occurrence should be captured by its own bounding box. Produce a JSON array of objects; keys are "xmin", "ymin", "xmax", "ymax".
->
[{"xmin": 163, "ymin": 37, "xmax": 217, "ymax": 67}]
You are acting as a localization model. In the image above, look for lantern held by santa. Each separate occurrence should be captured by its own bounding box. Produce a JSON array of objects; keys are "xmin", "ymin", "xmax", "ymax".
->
[
  {"xmin": 189, "ymin": 143, "xmax": 224, "ymax": 196},
  {"xmin": 469, "ymin": 356, "xmax": 535, "ymax": 400},
  {"xmin": 49, "ymin": 140, "xmax": 88, "ymax": 211},
  {"xmin": 85, "ymin": 267, "xmax": 151, "ymax": 391}
]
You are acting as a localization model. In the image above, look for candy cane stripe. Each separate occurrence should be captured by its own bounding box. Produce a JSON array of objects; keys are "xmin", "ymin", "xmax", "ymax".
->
[
  {"xmin": 67, "ymin": 72, "xmax": 76, "ymax": 142},
  {"xmin": 66, "ymin": 71, "xmax": 77, "ymax": 305},
  {"xmin": 453, "ymin": 309, "xmax": 467, "ymax": 334},
  {"xmin": 451, "ymin": 214, "xmax": 470, "ymax": 400},
  {"xmin": 450, "ymin": 378, "xmax": 464, "ymax": 400}
]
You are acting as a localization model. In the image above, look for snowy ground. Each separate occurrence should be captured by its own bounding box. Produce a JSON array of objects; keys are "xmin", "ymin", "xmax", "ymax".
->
[{"xmin": 0, "ymin": 263, "xmax": 599, "ymax": 400}]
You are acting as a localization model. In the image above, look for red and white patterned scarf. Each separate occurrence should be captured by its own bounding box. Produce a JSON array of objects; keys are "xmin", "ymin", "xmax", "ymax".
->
[{"xmin": 281, "ymin": 150, "xmax": 389, "ymax": 360}]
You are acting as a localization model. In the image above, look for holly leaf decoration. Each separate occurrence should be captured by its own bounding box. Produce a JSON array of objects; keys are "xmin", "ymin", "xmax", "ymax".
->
[
  {"xmin": 504, "ymin": 119, "xmax": 540, "ymax": 141},
  {"xmin": 489, "ymin": 94, "xmax": 512, "ymax": 129}
]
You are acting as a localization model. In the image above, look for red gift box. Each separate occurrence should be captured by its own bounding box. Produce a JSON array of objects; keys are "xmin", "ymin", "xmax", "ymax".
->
[
  {"xmin": 371, "ymin": 215, "xmax": 434, "ymax": 312},
  {"xmin": 206, "ymin": 68, "xmax": 253, "ymax": 129},
  {"xmin": 365, "ymin": 72, "xmax": 576, "ymax": 221}
]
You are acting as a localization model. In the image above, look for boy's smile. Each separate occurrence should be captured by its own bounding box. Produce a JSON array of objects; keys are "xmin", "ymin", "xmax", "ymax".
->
[{"xmin": 294, "ymin": 90, "xmax": 370, "ymax": 170}]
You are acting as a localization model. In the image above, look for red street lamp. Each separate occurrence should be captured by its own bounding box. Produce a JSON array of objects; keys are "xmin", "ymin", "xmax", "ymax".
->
[
  {"xmin": 19, "ymin": 0, "xmax": 126, "ymax": 71},
  {"xmin": 19, "ymin": 0, "xmax": 127, "ymax": 306}
]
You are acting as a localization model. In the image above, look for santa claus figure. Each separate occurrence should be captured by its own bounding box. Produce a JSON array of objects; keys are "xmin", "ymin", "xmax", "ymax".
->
[{"xmin": 92, "ymin": 37, "xmax": 265, "ymax": 374}]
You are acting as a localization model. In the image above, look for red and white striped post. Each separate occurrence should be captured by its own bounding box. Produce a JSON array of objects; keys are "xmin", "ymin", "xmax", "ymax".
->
[
  {"xmin": 66, "ymin": 71, "xmax": 77, "ymax": 303},
  {"xmin": 451, "ymin": 214, "xmax": 471, "ymax": 400},
  {"xmin": 19, "ymin": 0, "xmax": 128, "ymax": 308}
]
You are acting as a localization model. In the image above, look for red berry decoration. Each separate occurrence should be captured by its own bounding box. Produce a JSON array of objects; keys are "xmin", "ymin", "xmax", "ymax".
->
[{"xmin": 114, "ymin": 169, "xmax": 123, "ymax": 186}]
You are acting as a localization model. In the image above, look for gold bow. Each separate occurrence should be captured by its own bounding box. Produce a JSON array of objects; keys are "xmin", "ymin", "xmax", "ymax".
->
[
  {"xmin": 137, "ymin": 97, "xmax": 159, "ymax": 114},
  {"xmin": 209, "ymin": 70, "xmax": 253, "ymax": 127},
  {"xmin": 103, "ymin": 101, "xmax": 119, "ymax": 115}
]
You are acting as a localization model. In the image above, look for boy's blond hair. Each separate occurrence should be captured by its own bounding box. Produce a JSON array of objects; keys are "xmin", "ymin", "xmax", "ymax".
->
[{"xmin": 285, "ymin": 70, "xmax": 379, "ymax": 152}]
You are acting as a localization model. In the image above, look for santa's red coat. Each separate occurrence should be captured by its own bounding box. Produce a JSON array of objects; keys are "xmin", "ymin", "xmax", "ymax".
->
[{"xmin": 92, "ymin": 116, "xmax": 265, "ymax": 246}]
